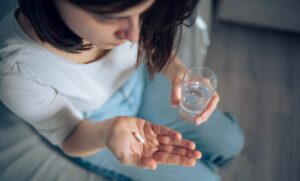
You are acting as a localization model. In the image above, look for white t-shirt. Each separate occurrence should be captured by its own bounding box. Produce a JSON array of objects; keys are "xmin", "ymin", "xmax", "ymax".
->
[{"xmin": 0, "ymin": 11, "xmax": 138, "ymax": 146}]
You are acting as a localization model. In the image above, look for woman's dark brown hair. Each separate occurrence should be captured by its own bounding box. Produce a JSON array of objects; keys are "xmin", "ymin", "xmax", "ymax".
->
[{"xmin": 18, "ymin": 0, "xmax": 200, "ymax": 78}]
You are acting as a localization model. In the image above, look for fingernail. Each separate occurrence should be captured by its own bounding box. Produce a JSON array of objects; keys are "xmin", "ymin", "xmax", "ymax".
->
[
  {"xmin": 196, "ymin": 119, "xmax": 203, "ymax": 126},
  {"xmin": 191, "ymin": 142, "xmax": 196, "ymax": 149},
  {"xmin": 171, "ymin": 100, "xmax": 178, "ymax": 106},
  {"xmin": 195, "ymin": 117, "xmax": 202, "ymax": 123},
  {"xmin": 190, "ymin": 161, "xmax": 196, "ymax": 167},
  {"xmin": 198, "ymin": 154, "xmax": 202, "ymax": 159},
  {"xmin": 196, "ymin": 151, "xmax": 202, "ymax": 159},
  {"xmin": 196, "ymin": 113, "xmax": 207, "ymax": 124},
  {"xmin": 177, "ymin": 133, "xmax": 182, "ymax": 139},
  {"xmin": 171, "ymin": 102, "xmax": 178, "ymax": 107}
]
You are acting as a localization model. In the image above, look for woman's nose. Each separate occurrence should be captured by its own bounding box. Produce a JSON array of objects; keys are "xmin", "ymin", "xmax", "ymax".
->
[
  {"xmin": 116, "ymin": 16, "xmax": 139, "ymax": 42},
  {"xmin": 119, "ymin": 16, "xmax": 139, "ymax": 42},
  {"xmin": 126, "ymin": 16, "xmax": 139, "ymax": 42}
]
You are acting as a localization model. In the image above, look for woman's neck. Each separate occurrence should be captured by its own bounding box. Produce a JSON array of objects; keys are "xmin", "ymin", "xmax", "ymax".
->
[{"xmin": 16, "ymin": 10, "xmax": 109, "ymax": 64}]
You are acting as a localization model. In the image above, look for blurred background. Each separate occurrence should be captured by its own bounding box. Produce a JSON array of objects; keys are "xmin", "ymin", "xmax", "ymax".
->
[
  {"xmin": 198, "ymin": 0, "xmax": 300, "ymax": 181},
  {"xmin": 0, "ymin": 0, "xmax": 299, "ymax": 180}
]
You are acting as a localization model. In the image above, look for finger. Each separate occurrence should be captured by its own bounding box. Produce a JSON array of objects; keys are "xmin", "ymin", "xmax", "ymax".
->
[
  {"xmin": 171, "ymin": 76, "xmax": 183, "ymax": 107},
  {"xmin": 152, "ymin": 124, "xmax": 182, "ymax": 139},
  {"xmin": 158, "ymin": 145, "xmax": 202, "ymax": 159},
  {"xmin": 194, "ymin": 92, "xmax": 220, "ymax": 125},
  {"xmin": 153, "ymin": 151, "xmax": 196, "ymax": 167},
  {"xmin": 157, "ymin": 135, "xmax": 196, "ymax": 149}
]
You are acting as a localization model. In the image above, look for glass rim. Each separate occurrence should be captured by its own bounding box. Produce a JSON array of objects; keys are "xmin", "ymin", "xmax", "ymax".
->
[{"xmin": 183, "ymin": 66, "xmax": 218, "ymax": 93}]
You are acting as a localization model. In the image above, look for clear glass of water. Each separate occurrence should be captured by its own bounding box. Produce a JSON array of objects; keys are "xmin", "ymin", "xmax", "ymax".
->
[{"xmin": 178, "ymin": 66, "xmax": 217, "ymax": 123}]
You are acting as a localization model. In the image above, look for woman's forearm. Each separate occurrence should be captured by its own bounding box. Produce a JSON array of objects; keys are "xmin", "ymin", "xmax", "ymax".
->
[{"xmin": 62, "ymin": 119, "xmax": 114, "ymax": 157}]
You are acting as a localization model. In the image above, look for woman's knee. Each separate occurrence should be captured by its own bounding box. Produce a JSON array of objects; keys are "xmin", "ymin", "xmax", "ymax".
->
[
  {"xmin": 222, "ymin": 112, "xmax": 244, "ymax": 156},
  {"xmin": 208, "ymin": 111, "xmax": 244, "ymax": 166},
  {"xmin": 191, "ymin": 110, "xmax": 244, "ymax": 166}
]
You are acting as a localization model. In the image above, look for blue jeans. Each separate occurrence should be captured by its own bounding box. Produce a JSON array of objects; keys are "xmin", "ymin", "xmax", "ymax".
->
[{"xmin": 74, "ymin": 64, "xmax": 244, "ymax": 181}]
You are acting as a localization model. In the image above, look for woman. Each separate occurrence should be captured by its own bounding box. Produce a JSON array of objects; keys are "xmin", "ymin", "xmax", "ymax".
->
[{"xmin": 0, "ymin": 0, "xmax": 244, "ymax": 180}]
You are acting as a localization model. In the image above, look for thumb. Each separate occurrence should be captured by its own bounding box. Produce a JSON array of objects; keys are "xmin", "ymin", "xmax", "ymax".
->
[{"xmin": 171, "ymin": 76, "xmax": 182, "ymax": 107}]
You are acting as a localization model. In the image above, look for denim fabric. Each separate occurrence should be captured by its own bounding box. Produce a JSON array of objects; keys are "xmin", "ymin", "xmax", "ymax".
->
[{"xmin": 73, "ymin": 64, "xmax": 244, "ymax": 181}]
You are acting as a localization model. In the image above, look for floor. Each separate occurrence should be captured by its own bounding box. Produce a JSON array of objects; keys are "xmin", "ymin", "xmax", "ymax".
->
[{"xmin": 205, "ymin": 21, "xmax": 300, "ymax": 181}]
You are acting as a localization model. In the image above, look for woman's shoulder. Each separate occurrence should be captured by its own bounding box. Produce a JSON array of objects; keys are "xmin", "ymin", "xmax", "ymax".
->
[
  {"xmin": 0, "ymin": 10, "xmax": 43, "ymax": 79},
  {"xmin": 0, "ymin": 37, "xmax": 28, "ymax": 79},
  {"xmin": 0, "ymin": 10, "xmax": 26, "ymax": 70},
  {"xmin": 0, "ymin": 10, "xmax": 26, "ymax": 48}
]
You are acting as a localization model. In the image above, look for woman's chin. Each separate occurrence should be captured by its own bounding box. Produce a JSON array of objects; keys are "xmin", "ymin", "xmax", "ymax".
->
[
  {"xmin": 110, "ymin": 42, "xmax": 124, "ymax": 46},
  {"xmin": 94, "ymin": 42, "xmax": 124, "ymax": 50},
  {"xmin": 98, "ymin": 45, "xmax": 116, "ymax": 50}
]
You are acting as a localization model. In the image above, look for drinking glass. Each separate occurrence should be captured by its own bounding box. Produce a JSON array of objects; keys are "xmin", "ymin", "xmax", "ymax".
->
[{"xmin": 178, "ymin": 66, "xmax": 217, "ymax": 123}]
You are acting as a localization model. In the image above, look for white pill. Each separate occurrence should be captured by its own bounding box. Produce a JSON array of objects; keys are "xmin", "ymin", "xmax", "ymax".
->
[{"xmin": 133, "ymin": 132, "xmax": 145, "ymax": 144}]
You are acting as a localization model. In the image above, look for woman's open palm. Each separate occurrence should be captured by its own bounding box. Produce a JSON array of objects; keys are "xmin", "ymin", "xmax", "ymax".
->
[{"xmin": 106, "ymin": 117, "xmax": 202, "ymax": 170}]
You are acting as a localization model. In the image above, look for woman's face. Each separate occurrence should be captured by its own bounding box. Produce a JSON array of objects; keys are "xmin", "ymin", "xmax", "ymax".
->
[{"xmin": 54, "ymin": 0, "xmax": 155, "ymax": 49}]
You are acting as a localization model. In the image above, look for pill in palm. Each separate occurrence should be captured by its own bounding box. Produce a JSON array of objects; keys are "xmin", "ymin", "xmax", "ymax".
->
[{"xmin": 133, "ymin": 132, "xmax": 145, "ymax": 144}]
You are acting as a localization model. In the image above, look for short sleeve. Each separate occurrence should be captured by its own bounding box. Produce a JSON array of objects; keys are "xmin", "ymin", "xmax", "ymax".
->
[{"xmin": 0, "ymin": 75, "xmax": 82, "ymax": 147}]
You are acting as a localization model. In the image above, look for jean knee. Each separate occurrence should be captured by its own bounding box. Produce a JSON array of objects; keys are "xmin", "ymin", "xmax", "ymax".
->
[
  {"xmin": 214, "ymin": 112, "xmax": 244, "ymax": 165},
  {"xmin": 225, "ymin": 112, "xmax": 244, "ymax": 152}
]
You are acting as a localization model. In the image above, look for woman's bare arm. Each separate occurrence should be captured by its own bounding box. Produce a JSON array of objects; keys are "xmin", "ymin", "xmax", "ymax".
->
[{"xmin": 62, "ymin": 119, "xmax": 114, "ymax": 157}]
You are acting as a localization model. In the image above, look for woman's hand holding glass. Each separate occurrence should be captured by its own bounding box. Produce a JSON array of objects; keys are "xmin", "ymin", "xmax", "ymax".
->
[{"xmin": 167, "ymin": 61, "xmax": 220, "ymax": 125}]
